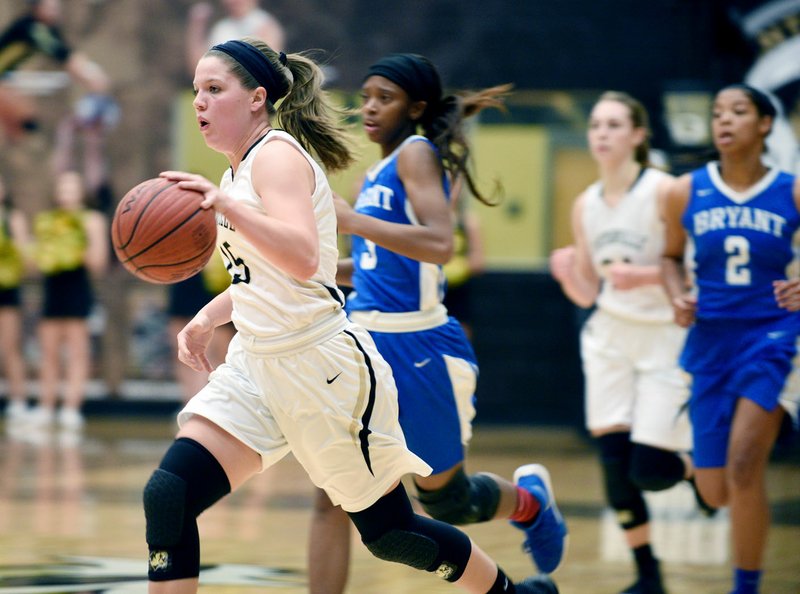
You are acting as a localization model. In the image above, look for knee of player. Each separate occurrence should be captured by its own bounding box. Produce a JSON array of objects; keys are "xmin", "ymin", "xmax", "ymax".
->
[
  {"xmin": 143, "ymin": 468, "xmax": 188, "ymax": 547},
  {"xmin": 700, "ymin": 482, "xmax": 728, "ymax": 508},
  {"xmin": 629, "ymin": 444, "xmax": 686, "ymax": 492},
  {"xmin": 726, "ymin": 450, "xmax": 763, "ymax": 492},
  {"xmin": 347, "ymin": 484, "xmax": 471, "ymax": 582},
  {"xmin": 415, "ymin": 469, "xmax": 501, "ymax": 525}
]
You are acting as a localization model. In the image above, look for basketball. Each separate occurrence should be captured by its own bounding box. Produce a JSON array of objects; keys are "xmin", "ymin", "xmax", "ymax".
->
[{"xmin": 111, "ymin": 177, "xmax": 217, "ymax": 284}]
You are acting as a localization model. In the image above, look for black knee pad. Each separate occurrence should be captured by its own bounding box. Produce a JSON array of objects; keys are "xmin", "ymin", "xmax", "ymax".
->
[
  {"xmin": 348, "ymin": 484, "xmax": 472, "ymax": 582},
  {"xmin": 630, "ymin": 443, "xmax": 686, "ymax": 492},
  {"xmin": 597, "ymin": 432, "xmax": 648, "ymax": 531},
  {"xmin": 415, "ymin": 468, "xmax": 501, "ymax": 525},
  {"xmin": 143, "ymin": 437, "xmax": 231, "ymax": 581}
]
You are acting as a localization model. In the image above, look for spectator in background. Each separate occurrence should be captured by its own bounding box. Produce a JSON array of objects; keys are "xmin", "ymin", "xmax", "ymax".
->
[
  {"xmin": 29, "ymin": 170, "xmax": 108, "ymax": 430},
  {"xmin": 0, "ymin": 0, "xmax": 112, "ymax": 142},
  {"xmin": 185, "ymin": 0, "xmax": 285, "ymax": 77},
  {"xmin": 550, "ymin": 91, "xmax": 699, "ymax": 594},
  {"xmin": 0, "ymin": 174, "xmax": 30, "ymax": 423}
]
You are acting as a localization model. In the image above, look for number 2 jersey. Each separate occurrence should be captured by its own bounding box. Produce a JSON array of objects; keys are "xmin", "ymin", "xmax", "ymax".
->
[{"xmin": 682, "ymin": 162, "xmax": 800, "ymax": 321}]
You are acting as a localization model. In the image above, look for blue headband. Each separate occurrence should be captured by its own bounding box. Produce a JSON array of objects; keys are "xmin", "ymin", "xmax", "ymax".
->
[{"xmin": 210, "ymin": 40, "xmax": 290, "ymax": 103}]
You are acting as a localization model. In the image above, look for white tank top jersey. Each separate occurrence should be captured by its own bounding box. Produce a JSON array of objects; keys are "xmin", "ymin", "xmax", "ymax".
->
[
  {"xmin": 216, "ymin": 130, "xmax": 346, "ymax": 340},
  {"xmin": 208, "ymin": 9, "xmax": 277, "ymax": 46},
  {"xmin": 581, "ymin": 167, "xmax": 673, "ymax": 323}
]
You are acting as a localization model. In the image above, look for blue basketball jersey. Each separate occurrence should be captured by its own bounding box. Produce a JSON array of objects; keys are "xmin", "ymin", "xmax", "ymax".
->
[
  {"xmin": 347, "ymin": 135, "xmax": 450, "ymax": 314},
  {"xmin": 682, "ymin": 162, "xmax": 800, "ymax": 320}
]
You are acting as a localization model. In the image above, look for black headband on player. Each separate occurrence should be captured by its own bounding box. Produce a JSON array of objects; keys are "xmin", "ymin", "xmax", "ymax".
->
[
  {"xmin": 211, "ymin": 40, "xmax": 290, "ymax": 103},
  {"xmin": 723, "ymin": 84, "xmax": 777, "ymax": 119},
  {"xmin": 366, "ymin": 53, "xmax": 443, "ymax": 110}
]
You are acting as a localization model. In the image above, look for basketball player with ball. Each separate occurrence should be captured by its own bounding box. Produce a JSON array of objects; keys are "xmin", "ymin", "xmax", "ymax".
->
[{"xmin": 135, "ymin": 37, "xmax": 557, "ymax": 594}]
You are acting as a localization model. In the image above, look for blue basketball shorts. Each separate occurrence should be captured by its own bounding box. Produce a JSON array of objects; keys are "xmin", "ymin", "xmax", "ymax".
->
[
  {"xmin": 681, "ymin": 316, "xmax": 799, "ymax": 468},
  {"xmin": 368, "ymin": 317, "xmax": 478, "ymax": 474}
]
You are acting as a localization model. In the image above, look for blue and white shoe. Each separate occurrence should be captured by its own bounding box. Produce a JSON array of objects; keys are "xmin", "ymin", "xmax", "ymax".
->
[{"xmin": 510, "ymin": 463, "xmax": 568, "ymax": 574}]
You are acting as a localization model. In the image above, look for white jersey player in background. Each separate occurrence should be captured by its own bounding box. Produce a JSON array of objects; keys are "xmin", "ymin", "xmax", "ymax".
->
[{"xmin": 550, "ymin": 91, "xmax": 704, "ymax": 594}]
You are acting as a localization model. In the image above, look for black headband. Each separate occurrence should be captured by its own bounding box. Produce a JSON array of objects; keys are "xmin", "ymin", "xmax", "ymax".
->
[
  {"xmin": 211, "ymin": 40, "xmax": 290, "ymax": 103},
  {"xmin": 722, "ymin": 84, "xmax": 777, "ymax": 119},
  {"xmin": 365, "ymin": 53, "xmax": 442, "ymax": 108}
]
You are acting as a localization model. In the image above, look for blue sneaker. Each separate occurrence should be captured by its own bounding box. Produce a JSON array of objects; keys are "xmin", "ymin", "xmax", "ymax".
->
[{"xmin": 511, "ymin": 463, "xmax": 568, "ymax": 574}]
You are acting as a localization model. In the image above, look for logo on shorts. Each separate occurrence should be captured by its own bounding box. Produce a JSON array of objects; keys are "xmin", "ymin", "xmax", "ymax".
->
[
  {"xmin": 326, "ymin": 372, "xmax": 342, "ymax": 384},
  {"xmin": 414, "ymin": 358, "xmax": 431, "ymax": 368}
]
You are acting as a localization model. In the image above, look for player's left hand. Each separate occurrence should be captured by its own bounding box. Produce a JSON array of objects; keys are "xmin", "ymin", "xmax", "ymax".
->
[{"xmin": 177, "ymin": 313, "xmax": 214, "ymax": 372}]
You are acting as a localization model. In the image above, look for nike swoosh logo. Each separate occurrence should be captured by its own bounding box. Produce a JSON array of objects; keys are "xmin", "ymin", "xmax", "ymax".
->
[
  {"xmin": 697, "ymin": 188, "xmax": 714, "ymax": 196},
  {"xmin": 326, "ymin": 372, "xmax": 342, "ymax": 384},
  {"xmin": 414, "ymin": 358, "xmax": 431, "ymax": 368}
]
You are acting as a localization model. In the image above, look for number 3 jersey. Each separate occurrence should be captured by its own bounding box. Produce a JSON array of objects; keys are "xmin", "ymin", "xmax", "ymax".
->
[
  {"xmin": 347, "ymin": 135, "xmax": 449, "ymax": 314},
  {"xmin": 682, "ymin": 162, "xmax": 800, "ymax": 321}
]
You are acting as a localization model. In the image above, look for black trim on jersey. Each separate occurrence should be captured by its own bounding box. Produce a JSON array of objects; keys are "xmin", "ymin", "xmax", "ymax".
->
[
  {"xmin": 343, "ymin": 329, "xmax": 376, "ymax": 477},
  {"xmin": 323, "ymin": 284, "xmax": 344, "ymax": 306},
  {"xmin": 599, "ymin": 166, "xmax": 648, "ymax": 198},
  {"xmin": 227, "ymin": 129, "xmax": 285, "ymax": 182}
]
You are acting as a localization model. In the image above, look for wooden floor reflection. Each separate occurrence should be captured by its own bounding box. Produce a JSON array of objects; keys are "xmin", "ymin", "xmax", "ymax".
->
[{"xmin": 0, "ymin": 417, "xmax": 798, "ymax": 593}]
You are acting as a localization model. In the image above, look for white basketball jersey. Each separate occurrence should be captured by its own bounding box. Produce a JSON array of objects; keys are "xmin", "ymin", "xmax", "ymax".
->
[
  {"xmin": 216, "ymin": 130, "xmax": 345, "ymax": 339},
  {"xmin": 581, "ymin": 167, "xmax": 673, "ymax": 323}
]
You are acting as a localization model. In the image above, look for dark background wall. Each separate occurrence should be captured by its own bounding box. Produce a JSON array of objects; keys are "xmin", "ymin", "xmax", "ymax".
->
[
  {"xmin": 265, "ymin": 0, "xmax": 759, "ymax": 148},
  {"xmin": 0, "ymin": 0, "xmax": 781, "ymax": 425},
  {"xmin": 468, "ymin": 272, "xmax": 586, "ymax": 428}
]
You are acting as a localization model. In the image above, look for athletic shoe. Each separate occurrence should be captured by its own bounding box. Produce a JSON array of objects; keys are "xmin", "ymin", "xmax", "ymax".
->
[
  {"xmin": 517, "ymin": 574, "xmax": 559, "ymax": 594},
  {"xmin": 511, "ymin": 464, "xmax": 568, "ymax": 573},
  {"xmin": 4, "ymin": 400, "xmax": 28, "ymax": 421},
  {"xmin": 620, "ymin": 572, "xmax": 667, "ymax": 594},
  {"xmin": 687, "ymin": 476, "xmax": 717, "ymax": 517},
  {"xmin": 57, "ymin": 407, "xmax": 85, "ymax": 430},
  {"xmin": 27, "ymin": 405, "xmax": 55, "ymax": 427}
]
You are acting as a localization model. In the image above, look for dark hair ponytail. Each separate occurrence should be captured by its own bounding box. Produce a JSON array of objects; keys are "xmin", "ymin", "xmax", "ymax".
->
[{"xmin": 422, "ymin": 84, "xmax": 512, "ymax": 206}]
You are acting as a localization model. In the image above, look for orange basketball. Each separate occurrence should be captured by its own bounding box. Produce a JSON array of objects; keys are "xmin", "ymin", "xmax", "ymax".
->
[{"xmin": 111, "ymin": 178, "xmax": 217, "ymax": 284}]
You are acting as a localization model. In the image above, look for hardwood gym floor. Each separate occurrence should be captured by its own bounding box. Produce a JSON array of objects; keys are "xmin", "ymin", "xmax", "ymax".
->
[{"xmin": 0, "ymin": 417, "xmax": 798, "ymax": 593}]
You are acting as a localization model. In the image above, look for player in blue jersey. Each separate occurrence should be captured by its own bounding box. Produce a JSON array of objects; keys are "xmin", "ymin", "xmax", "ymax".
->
[
  {"xmin": 662, "ymin": 84, "xmax": 800, "ymax": 594},
  {"xmin": 307, "ymin": 53, "xmax": 564, "ymax": 594}
]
